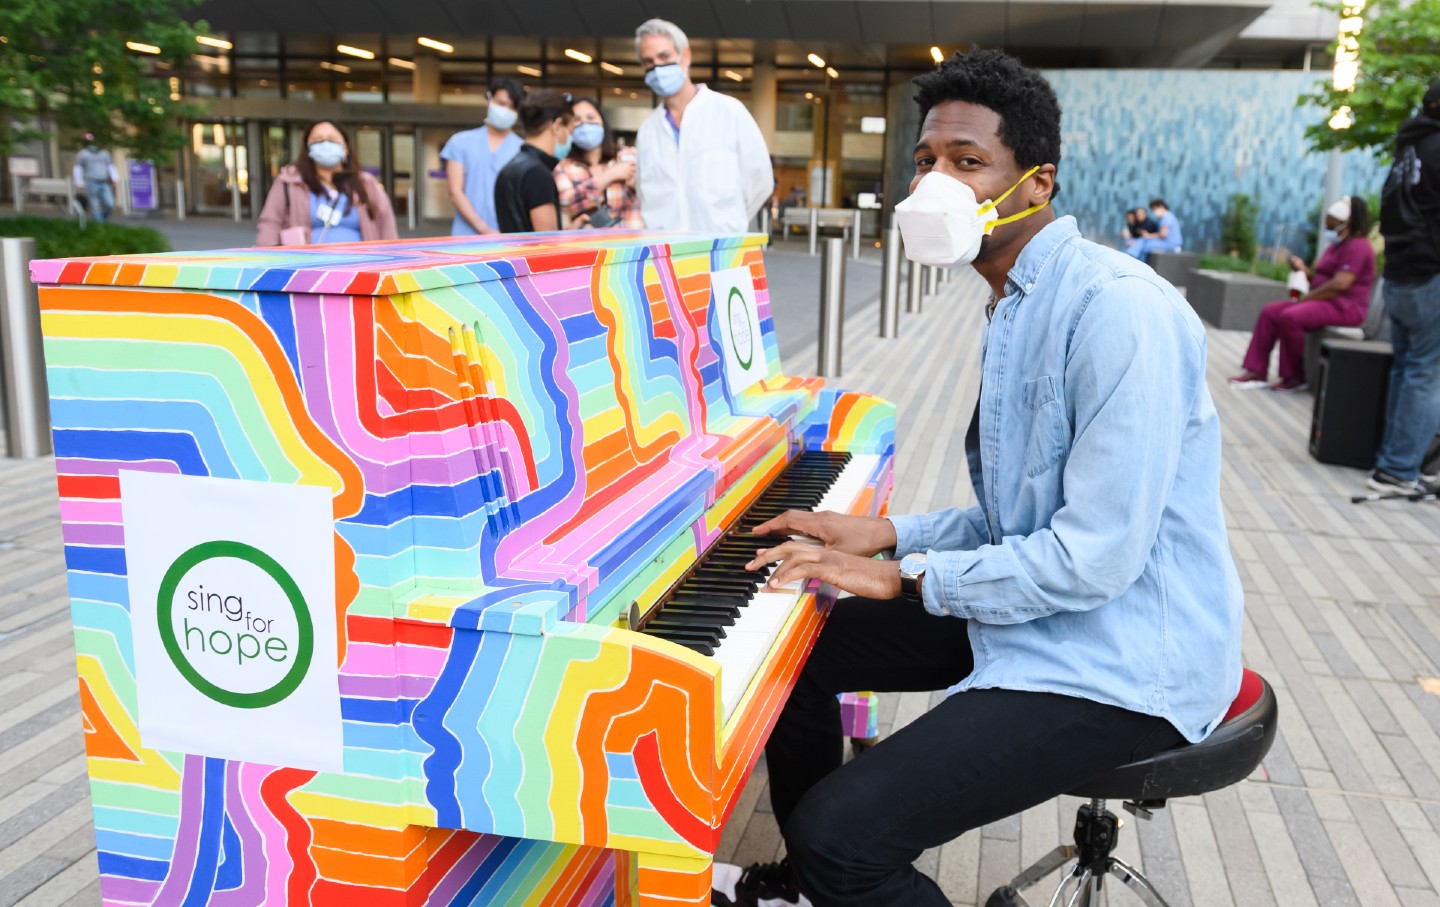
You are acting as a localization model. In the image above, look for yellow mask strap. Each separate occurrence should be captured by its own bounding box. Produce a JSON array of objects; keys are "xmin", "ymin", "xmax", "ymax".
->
[{"xmin": 977, "ymin": 165, "xmax": 1049, "ymax": 231}]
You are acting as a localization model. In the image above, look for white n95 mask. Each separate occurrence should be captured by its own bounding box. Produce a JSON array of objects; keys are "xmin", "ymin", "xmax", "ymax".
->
[{"xmin": 895, "ymin": 166, "xmax": 1047, "ymax": 267}]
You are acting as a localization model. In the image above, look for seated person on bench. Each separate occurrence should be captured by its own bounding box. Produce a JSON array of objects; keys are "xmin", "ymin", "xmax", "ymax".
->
[
  {"xmin": 1228, "ymin": 196, "xmax": 1376, "ymax": 393},
  {"xmin": 1125, "ymin": 198, "xmax": 1184, "ymax": 262},
  {"xmin": 712, "ymin": 49, "xmax": 1243, "ymax": 907}
]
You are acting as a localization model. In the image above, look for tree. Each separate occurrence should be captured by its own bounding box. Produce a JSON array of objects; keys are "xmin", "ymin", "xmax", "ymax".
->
[
  {"xmin": 0, "ymin": 0, "xmax": 208, "ymax": 163},
  {"xmin": 1298, "ymin": 0, "xmax": 1440, "ymax": 157}
]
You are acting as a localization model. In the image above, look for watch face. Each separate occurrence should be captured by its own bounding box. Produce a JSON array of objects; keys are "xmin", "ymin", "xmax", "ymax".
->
[{"xmin": 900, "ymin": 553, "xmax": 928, "ymax": 579}]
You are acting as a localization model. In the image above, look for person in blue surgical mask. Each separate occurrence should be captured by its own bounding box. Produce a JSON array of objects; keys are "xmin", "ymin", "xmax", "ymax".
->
[
  {"xmin": 440, "ymin": 76, "xmax": 527, "ymax": 236},
  {"xmin": 256, "ymin": 119, "xmax": 397, "ymax": 246},
  {"xmin": 633, "ymin": 17, "xmax": 774, "ymax": 233},
  {"xmin": 553, "ymin": 97, "xmax": 643, "ymax": 230}
]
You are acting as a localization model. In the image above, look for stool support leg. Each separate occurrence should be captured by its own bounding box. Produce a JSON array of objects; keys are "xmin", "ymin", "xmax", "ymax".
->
[{"xmin": 1107, "ymin": 858, "xmax": 1172, "ymax": 907}]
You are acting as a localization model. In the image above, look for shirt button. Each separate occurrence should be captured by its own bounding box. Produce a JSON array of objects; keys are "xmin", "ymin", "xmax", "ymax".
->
[{"xmin": 1025, "ymin": 283, "xmax": 1034, "ymax": 292}]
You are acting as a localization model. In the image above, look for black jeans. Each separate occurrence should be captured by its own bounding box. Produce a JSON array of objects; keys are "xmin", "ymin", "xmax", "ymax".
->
[{"xmin": 765, "ymin": 596, "xmax": 1184, "ymax": 907}]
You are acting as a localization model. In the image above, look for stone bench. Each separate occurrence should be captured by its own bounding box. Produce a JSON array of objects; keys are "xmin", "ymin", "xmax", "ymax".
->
[
  {"xmin": 1185, "ymin": 269, "xmax": 1286, "ymax": 331},
  {"xmin": 1149, "ymin": 251, "xmax": 1199, "ymax": 288}
]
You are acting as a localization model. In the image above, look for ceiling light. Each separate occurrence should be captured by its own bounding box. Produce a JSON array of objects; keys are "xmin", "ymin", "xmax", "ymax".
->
[
  {"xmin": 931, "ymin": 46, "xmax": 944, "ymax": 64},
  {"xmin": 418, "ymin": 37, "xmax": 454, "ymax": 53},
  {"xmin": 565, "ymin": 48, "xmax": 593, "ymax": 63},
  {"xmin": 389, "ymin": 57, "xmax": 415, "ymax": 70},
  {"xmin": 600, "ymin": 61, "xmax": 624, "ymax": 75},
  {"xmin": 724, "ymin": 69, "xmax": 743, "ymax": 82},
  {"xmin": 337, "ymin": 44, "xmax": 374, "ymax": 60},
  {"xmin": 320, "ymin": 61, "xmax": 352, "ymax": 73},
  {"xmin": 826, "ymin": 66, "xmax": 839, "ymax": 79},
  {"xmin": 126, "ymin": 41, "xmax": 161, "ymax": 54},
  {"xmin": 804, "ymin": 91, "xmax": 813, "ymax": 100},
  {"xmin": 517, "ymin": 64, "xmax": 542, "ymax": 77},
  {"xmin": 196, "ymin": 35, "xmax": 232, "ymax": 50},
  {"xmin": 807, "ymin": 53, "xmax": 825, "ymax": 68}
]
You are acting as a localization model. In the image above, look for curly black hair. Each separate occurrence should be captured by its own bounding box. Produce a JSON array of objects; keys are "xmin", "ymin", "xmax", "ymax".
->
[{"xmin": 913, "ymin": 50, "xmax": 1062, "ymax": 200}]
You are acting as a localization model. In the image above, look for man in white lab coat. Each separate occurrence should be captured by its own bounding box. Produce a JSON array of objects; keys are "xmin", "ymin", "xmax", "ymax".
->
[{"xmin": 634, "ymin": 18, "xmax": 775, "ymax": 234}]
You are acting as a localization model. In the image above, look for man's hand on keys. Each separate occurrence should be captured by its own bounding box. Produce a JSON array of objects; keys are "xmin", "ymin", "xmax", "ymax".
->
[{"xmin": 751, "ymin": 510, "xmax": 897, "ymax": 558}]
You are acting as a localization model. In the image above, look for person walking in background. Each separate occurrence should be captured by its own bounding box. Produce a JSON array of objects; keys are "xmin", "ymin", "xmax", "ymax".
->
[
  {"xmin": 441, "ymin": 77, "xmax": 526, "ymax": 236},
  {"xmin": 1228, "ymin": 196, "xmax": 1376, "ymax": 393},
  {"xmin": 633, "ymin": 18, "xmax": 774, "ymax": 233},
  {"xmin": 494, "ymin": 90, "xmax": 587, "ymax": 234},
  {"xmin": 72, "ymin": 134, "xmax": 118, "ymax": 224},
  {"xmin": 554, "ymin": 97, "xmax": 643, "ymax": 230},
  {"xmin": 256, "ymin": 119, "xmax": 397, "ymax": 245},
  {"xmin": 1124, "ymin": 197, "xmax": 1183, "ymax": 262},
  {"xmin": 1370, "ymin": 79, "xmax": 1440, "ymax": 494}
]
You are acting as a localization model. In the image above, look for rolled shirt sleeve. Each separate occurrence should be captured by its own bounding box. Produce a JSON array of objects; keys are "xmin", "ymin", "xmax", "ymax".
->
[{"xmin": 889, "ymin": 507, "xmax": 989, "ymax": 559}]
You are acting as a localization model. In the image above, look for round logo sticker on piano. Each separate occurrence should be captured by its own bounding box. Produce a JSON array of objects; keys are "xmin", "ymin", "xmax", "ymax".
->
[
  {"xmin": 727, "ymin": 286, "xmax": 755, "ymax": 370},
  {"xmin": 155, "ymin": 540, "xmax": 315, "ymax": 709}
]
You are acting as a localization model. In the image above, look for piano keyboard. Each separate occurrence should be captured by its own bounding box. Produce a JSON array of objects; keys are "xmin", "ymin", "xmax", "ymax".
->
[{"xmin": 638, "ymin": 449, "xmax": 882, "ymax": 719}]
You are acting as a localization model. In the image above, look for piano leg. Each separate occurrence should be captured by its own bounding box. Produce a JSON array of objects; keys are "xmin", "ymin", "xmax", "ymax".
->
[{"xmin": 633, "ymin": 850, "xmax": 714, "ymax": 906}]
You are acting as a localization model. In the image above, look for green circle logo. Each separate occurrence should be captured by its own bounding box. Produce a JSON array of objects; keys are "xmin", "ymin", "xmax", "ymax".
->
[
  {"xmin": 157, "ymin": 540, "xmax": 314, "ymax": 709},
  {"xmin": 727, "ymin": 287, "xmax": 755, "ymax": 370}
]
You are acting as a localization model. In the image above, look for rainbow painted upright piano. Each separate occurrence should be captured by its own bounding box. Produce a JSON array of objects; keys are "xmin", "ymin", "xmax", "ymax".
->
[{"xmin": 33, "ymin": 230, "xmax": 894, "ymax": 905}]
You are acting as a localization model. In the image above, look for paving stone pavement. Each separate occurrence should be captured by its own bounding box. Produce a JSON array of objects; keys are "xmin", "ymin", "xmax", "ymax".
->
[{"xmin": 2, "ymin": 263, "xmax": 1439, "ymax": 906}]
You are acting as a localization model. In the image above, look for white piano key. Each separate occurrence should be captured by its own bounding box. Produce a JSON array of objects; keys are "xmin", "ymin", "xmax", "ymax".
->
[{"xmin": 713, "ymin": 453, "xmax": 881, "ymax": 721}]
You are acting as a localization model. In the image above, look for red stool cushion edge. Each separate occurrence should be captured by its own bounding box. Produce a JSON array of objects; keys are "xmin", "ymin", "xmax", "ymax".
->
[{"xmin": 1222, "ymin": 668, "xmax": 1265, "ymax": 723}]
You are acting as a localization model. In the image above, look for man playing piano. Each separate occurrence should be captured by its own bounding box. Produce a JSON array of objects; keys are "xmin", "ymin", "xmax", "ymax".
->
[{"xmin": 727, "ymin": 50, "xmax": 1243, "ymax": 907}]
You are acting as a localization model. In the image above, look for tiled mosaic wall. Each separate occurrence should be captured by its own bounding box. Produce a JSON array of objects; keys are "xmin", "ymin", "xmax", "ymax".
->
[{"xmin": 1046, "ymin": 69, "xmax": 1389, "ymax": 255}]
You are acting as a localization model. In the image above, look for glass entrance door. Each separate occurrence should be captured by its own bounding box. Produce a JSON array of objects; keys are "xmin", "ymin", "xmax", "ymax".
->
[
  {"xmin": 190, "ymin": 123, "xmax": 250, "ymax": 216},
  {"xmin": 391, "ymin": 128, "xmax": 416, "ymax": 227}
]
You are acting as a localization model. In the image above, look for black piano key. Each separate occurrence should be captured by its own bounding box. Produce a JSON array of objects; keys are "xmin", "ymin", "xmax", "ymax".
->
[
  {"xmin": 648, "ymin": 616, "xmax": 726, "ymax": 637},
  {"xmin": 661, "ymin": 606, "xmax": 738, "ymax": 625},
  {"xmin": 646, "ymin": 626, "xmax": 722, "ymax": 647}
]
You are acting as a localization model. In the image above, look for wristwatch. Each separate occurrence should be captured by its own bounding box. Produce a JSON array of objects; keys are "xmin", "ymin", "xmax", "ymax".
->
[{"xmin": 899, "ymin": 552, "xmax": 928, "ymax": 600}]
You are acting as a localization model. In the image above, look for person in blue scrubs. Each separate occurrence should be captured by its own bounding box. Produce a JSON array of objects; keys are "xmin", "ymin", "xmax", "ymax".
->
[{"xmin": 441, "ymin": 76, "xmax": 526, "ymax": 236}]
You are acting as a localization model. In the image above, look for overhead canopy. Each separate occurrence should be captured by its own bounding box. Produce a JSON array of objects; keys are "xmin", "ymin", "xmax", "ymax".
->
[{"xmin": 194, "ymin": 0, "xmax": 1273, "ymax": 67}]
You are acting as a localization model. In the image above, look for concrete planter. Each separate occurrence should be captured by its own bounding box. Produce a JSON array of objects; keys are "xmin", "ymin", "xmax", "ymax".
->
[
  {"xmin": 1186, "ymin": 269, "xmax": 1286, "ymax": 331},
  {"xmin": 1149, "ymin": 251, "xmax": 1200, "ymax": 288}
]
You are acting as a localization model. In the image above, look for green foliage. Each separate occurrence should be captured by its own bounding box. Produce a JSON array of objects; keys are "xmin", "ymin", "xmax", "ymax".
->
[
  {"xmin": 1198, "ymin": 254, "xmax": 1290, "ymax": 282},
  {"xmin": 0, "ymin": 215, "xmax": 170, "ymax": 259},
  {"xmin": 1221, "ymin": 193, "xmax": 1260, "ymax": 260},
  {"xmin": 0, "ymin": 0, "xmax": 209, "ymax": 162},
  {"xmin": 1297, "ymin": 0, "xmax": 1440, "ymax": 157}
]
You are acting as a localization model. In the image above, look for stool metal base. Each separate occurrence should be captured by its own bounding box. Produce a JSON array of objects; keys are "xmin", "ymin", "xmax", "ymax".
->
[{"xmin": 986, "ymin": 800, "xmax": 1171, "ymax": 907}]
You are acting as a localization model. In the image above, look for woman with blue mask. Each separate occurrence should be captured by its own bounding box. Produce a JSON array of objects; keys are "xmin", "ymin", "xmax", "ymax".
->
[
  {"xmin": 256, "ymin": 119, "xmax": 397, "ymax": 246},
  {"xmin": 553, "ymin": 97, "xmax": 643, "ymax": 230}
]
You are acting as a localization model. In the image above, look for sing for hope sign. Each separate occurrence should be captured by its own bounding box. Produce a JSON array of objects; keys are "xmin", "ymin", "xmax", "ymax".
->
[
  {"xmin": 121, "ymin": 471, "xmax": 343, "ymax": 771},
  {"xmin": 712, "ymin": 266, "xmax": 770, "ymax": 395}
]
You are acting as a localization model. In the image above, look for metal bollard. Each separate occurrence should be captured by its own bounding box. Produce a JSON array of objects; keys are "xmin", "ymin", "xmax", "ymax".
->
[
  {"xmin": 817, "ymin": 237, "xmax": 846, "ymax": 377},
  {"xmin": 407, "ymin": 186, "xmax": 417, "ymax": 231},
  {"xmin": 906, "ymin": 258, "xmax": 924, "ymax": 313},
  {"xmin": 175, "ymin": 178, "xmax": 186, "ymax": 221},
  {"xmin": 0, "ymin": 238, "xmax": 53, "ymax": 458},
  {"xmin": 923, "ymin": 264, "xmax": 938, "ymax": 297},
  {"xmin": 851, "ymin": 210, "xmax": 862, "ymax": 260},
  {"xmin": 760, "ymin": 206, "xmax": 771, "ymax": 236},
  {"xmin": 880, "ymin": 227, "xmax": 902, "ymax": 338},
  {"xmin": 808, "ymin": 208, "xmax": 819, "ymax": 256},
  {"xmin": 231, "ymin": 179, "xmax": 242, "ymax": 223}
]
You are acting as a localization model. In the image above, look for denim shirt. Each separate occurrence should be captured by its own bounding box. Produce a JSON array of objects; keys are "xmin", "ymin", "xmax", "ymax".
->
[{"xmin": 890, "ymin": 216, "xmax": 1242, "ymax": 742}]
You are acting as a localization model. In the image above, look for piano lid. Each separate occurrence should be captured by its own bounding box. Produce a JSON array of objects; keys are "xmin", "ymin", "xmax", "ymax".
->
[{"xmin": 28, "ymin": 230, "xmax": 767, "ymax": 298}]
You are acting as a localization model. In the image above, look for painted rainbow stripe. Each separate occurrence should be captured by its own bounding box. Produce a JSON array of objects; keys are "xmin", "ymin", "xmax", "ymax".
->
[{"xmin": 37, "ymin": 230, "xmax": 895, "ymax": 906}]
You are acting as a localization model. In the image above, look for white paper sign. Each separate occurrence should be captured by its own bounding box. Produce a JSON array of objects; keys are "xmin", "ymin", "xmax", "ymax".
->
[
  {"xmin": 712, "ymin": 266, "xmax": 770, "ymax": 394},
  {"xmin": 120, "ymin": 471, "xmax": 343, "ymax": 772}
]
